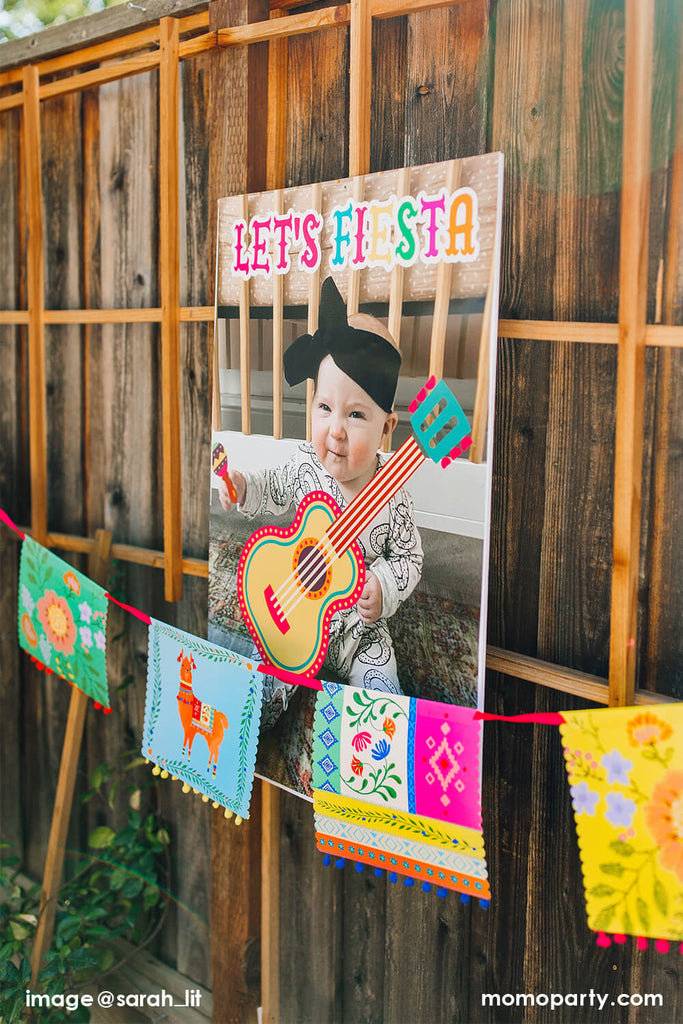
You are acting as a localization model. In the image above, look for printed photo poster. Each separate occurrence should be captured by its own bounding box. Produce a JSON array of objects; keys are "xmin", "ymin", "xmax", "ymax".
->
[
  {"xmin": 143, "ymin": 619, "xmax": 263, "ymax": 818},
  {"xmin": 209, "ymin": 156, "xmax": 504, "ymax": 798}
]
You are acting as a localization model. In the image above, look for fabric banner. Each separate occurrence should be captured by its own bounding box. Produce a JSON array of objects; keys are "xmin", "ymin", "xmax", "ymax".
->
[
  {"xmin": 560, "ymin": 704, "xmax": 683, "ymax": 943},
  {"xmin": 312, "ymin": 680, "xmax": 488, "ymax": 898},
  {"xmin": 18, "ymin": 536, "xmax": 109, "ymax": 706},
  {"xmin": 143, "ymin": 620, "xmax": 263, "ymax": 819}
]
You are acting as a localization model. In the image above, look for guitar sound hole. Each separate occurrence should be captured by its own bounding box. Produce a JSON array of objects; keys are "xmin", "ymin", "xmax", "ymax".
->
[{"xmin": 295, "ymin": 543, "xmax": 329, "ymax": 596}]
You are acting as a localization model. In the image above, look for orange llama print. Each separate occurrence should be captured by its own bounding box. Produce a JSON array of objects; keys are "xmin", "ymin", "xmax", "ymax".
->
[{"xmin": 176, "ymin": 649, "xmax": 228, "ymax": 777}]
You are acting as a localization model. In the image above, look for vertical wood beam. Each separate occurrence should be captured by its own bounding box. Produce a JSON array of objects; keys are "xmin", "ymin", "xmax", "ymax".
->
[
  {"xmin": 428, "ymin": 159, "xmax": 459, "ymax": 381},
  {"xmin": 159, "ymin": 16, "xmax": 183, "ymax": 601},
  {"xmin": 22, "ymin": 65, "xmax": 48, "ymax": 547},
  {"xmin": 30, "ymin": 529, "xmax": 112, "ymax": 987},
  {"xmin": 609, "ymin": 0, "xmax": 654, "ymax": 706},
  {"xmin": 262, "ymin": 11, "xmax": 287, "ymax": 1016},
  {"xmin": 349, "ymin": 0, "xmax": 372, "ymax": 178}
]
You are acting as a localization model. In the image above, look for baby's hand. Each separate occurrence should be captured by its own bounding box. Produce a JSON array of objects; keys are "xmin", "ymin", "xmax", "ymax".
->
[
  {"xmin": 218, "ymin": 471, "xmax": 246, "ymax": 511},
  {"xmin": 358, "ymin": 572, "xmax": 382, "ymax": 624}
]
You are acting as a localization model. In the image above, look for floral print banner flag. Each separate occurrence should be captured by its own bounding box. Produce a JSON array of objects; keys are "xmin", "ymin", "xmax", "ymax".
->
[
  {"xmin": 560, "ymin": 704, "xmax": 683, "ymax": 948},
  {"xmin": 143, "ymin": 620, "xmax": 263, "ymax": 819},
  {"xmin": 18, "ymin": 536, "xmax": 109, "ymax": 706},
  {"xmin": 311, "ymin": 680, "xmax": 489, "ymax": 899}
]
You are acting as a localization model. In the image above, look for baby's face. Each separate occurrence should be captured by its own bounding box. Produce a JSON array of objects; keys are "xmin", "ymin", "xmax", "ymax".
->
[{"xmin": 312, "ymin": 355, "xmax": 396, "ymax": 499}]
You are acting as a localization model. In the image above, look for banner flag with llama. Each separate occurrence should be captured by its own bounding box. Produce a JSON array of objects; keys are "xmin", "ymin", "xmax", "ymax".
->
[
  {"xmin": 311, "ymin": 679, "xmax": 489, "ymax": 900},
  {"xmin": 560, "ymin": 703, "xmax": 683, "ymax": 952},
  {"xmin": 18, "ymin": 535, "xmax": 109, "ymax": 707},
  {"xmin": 143, "ymin": 619, "xmax": 263, "ymax": 820}
]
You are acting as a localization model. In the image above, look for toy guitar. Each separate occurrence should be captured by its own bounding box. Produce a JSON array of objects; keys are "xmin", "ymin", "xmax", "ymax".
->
[{"xmin": 237, "ymin": 377, "xmax": 472, "ymax": 676}]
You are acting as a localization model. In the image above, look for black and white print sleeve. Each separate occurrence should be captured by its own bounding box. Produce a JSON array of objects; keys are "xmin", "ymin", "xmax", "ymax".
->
[{"xmin": 367, "ymin": 489, "xmax": 423, "ymax": 619}]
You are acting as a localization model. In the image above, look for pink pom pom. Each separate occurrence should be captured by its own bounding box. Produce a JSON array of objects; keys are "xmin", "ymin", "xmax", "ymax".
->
[
  {"xmin": 596, "ymin": 932, "xmax": 611, "ymax": 948},
  {"xmin": 613, "ymin": 934, "xmax": 627, "ymax": 944},
  {"xmin": 636, "ymin": 936, "xmax": 648, "ymax": 951},
  {"xmin": 655, "ymin": 939, "xmax": 670, "ymax": 954}
]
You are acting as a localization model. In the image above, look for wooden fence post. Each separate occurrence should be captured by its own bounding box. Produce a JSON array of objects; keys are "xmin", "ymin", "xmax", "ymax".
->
[
  {"xmin": 608, "ymin": 0, "xmax": 654, "ymax": 706},
  {"xmin": 159, "ymin": 15, "xmax": 184, "ymax": 602},
  {"xmin": 30, "ymin": 529, "xmax": 113, "ymax": 987}
]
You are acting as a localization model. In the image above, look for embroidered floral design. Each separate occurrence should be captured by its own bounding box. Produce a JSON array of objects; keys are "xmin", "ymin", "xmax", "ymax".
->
[
  {"xmin": 350, "ymin": 756, "xmax": 364, "ymax": 776},
  {"xmin": 383, "ymin": 717, "xmax": 396, "ymax": 739},
  {"xmin": 604, "ymin": 792, "xmax": 637, "ymax": 830},
  {"xmin": 79, "ymin": 626, "xmax": 93, "ymax": 649},
  {"xmin": 21, "ymin": 613, "xmax": 38, "ymax": 648},
  {"xmin": 63, "ymin": 571, "xmax": 81, "ymax": 595},
  {"xmin": 570, "ymin": 781, "xmax": 600, "ymax": 816},
  {"xmin": 601, "ymin": 749, "xmax": 633, "ymax": 786},
  {"xmin": 20, "ymin": 584, "xmax": 35, "ymax": 616},
  {"xmin": 351, "ymin": 731, "xmax": 372, "ymax": 752},
  {"xmin": 371, "ymin": 739, "xmax": 391, "ymax": 761},
  {"xmin": 644, "ymin": 770, "xmax": 683, "ymax": 884},
  {"xmin": 79, "ymin": 601, "xmax": 92, "ymax": 623},
  {"xmin": 37, "ymin": 590, "xmax": 77, "ymax": 656},
  {"xmin": 627, "ymin": 713, "xmax": 673, "ymax": 748},
  {"xmin": 94, "ymin": 631, "xmax": 106, "ymax": 651}
]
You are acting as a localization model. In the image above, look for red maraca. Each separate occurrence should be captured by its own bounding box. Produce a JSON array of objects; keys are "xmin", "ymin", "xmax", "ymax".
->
[{"xmin": 212, "ymin": 442, "xmax": 239, "ymax": 503}]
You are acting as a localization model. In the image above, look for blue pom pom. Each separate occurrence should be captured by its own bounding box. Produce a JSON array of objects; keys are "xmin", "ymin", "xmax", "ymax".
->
[
  {"xmin": 479, "ymin": 899, "xmax": 490, "ymax": 909},
  {"xmin": 322, "ymin": 854, "xmax": 331, "ymax": 867},
  {"xmin": 460, "ymin": 893, "xmax": 470, "ymax": 904},
  {"xmin": 374, "ymin": 867, "xmax": 383, "ymax": 877},
  {"xmin": 421, "ymin": 882, "xmax": 431, "ymax": 893},
  {"xmin": 403, "ymin": 877, "xmax": 414, "ymax": 887},
  {"xmin": 388, "ymin": 872, "xmax": 397, "ymax": 883},
  {"xmin": 437, "ymin": 887, "xmax": 448, "ymax": 898},
  {"xmin": 335, "ymin": 857, "xmax": 346, "ymax": 869},
  {"xmin": 354, "ymin": 862, "xmax": 364, "ymax": 873}
]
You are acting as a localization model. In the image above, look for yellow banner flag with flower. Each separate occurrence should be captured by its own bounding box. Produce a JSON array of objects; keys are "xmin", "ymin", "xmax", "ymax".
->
[{"xmin": 560, "ymin": 704, "xmax": 683, "ymax": 945}]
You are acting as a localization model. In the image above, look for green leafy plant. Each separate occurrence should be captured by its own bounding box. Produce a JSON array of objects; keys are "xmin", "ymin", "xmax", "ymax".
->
[{"xmin": 0, "ymin": 754, "xmax": 170, "ymax": 1023}]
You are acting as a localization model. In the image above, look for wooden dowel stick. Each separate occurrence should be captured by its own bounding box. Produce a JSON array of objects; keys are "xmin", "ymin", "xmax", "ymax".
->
[
  {"xmin": 23, "ymin": 65, "xmax": 48, "ymax": 549},
  {"xmin": 608, "ymin": 0, "xmax": 653, "ymax": 707},
  {"xmin": 261, "ymin": 781, "xmax": 280, "ymax": 1024},
  {"xmin": 30, "ymin": 529, "xmax": 113, "ymax": 988},
  {"xmin": 159, "ymin": 16, "xmax": 183, "ymax": 603}
]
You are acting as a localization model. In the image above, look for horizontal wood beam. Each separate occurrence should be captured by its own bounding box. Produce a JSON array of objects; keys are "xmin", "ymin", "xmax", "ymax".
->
[
  {"xmin": 217, "ymin": 5, "xmax": 349, "ymax": 47},
  {"xmin": 0, "ymin": 1, "xmax": 208, "ymax": 73},
  {"xmin": 2, "ymin": 310, "xmax": 683, "ymax": 347}
]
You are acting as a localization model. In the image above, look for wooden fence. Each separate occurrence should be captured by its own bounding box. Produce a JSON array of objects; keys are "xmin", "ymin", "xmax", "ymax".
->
[{"xmin": 0, "ymin": 0, "xmax": 681, "ymax": 1021}]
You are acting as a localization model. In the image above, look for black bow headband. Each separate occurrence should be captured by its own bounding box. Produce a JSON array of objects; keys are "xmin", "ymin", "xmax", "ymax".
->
[{"xmin": 283, "ymin": 277, "xmax": 401, "ymax": 413}]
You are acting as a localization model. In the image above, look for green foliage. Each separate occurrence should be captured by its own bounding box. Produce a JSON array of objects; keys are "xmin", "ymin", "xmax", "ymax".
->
[
  {"xmin": 0, "ymin": 0, "xmax": 125, "ymax": 44},
  {"xmin": 0, "ymin": 757, "xmax": 170, "ymax": 1024}
]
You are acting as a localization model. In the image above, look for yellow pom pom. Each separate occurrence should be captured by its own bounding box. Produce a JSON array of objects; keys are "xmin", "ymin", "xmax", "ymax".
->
[
  {"xmin": 151, "ymin": 765, "xmax": 161, "ymax": 776},
  {"xmin": 171, "ymin": 775, "xmax": 178, "ymax": 781},
  {"xmin": 182, "ymin": 783, "xmax": 190, "ymax": 794},
  {"xmin": 144, "ymin": 758, "xmax": 150, "ymax": 765},
  {"xmin": 192, "ymin": 788, "xmax": 199, "ymax": 795},
  {"xmin": 224, "ymin": 809, "xmax": 233, "ymax": 819},
  {"xmin": 201, "ymin": 795, "xmax": 209, "ymax": 803},
  {"xmin": 212, "ymin": 802, "xmax": 219, "ymax": 809},
  {"xmin": 160, "ymin": 770, "xmax": 169, "ymax": 779},
  {"xmin": 234, "ymin": 816, "xmax": 243, "ymax": 826}
]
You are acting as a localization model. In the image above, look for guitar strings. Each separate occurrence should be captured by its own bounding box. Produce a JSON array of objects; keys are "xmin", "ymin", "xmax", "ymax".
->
[{"xmin": 274, "ymin": 440, "xmax": 425, "ymax": 621}]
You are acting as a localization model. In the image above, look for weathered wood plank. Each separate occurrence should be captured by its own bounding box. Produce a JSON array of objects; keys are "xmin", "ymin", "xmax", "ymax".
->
[
  {"xmin": 286, "ymin": 16, "xmax": 348, "ymax": 185},
  {"xmin": 279, "ymin": 789, "xmax": 343, "ymax": 1024},
  {"xmin": 209, "ymin": 0, "xmax": 268, "ymax": 1016},
  {"xmin": 42, "ymin": 92, "xmax": 86, "ymax": 536}
]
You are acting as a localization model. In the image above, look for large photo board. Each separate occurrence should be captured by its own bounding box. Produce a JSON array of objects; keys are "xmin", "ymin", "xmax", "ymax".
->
[{"xmin": 209, "ymin": 156, "xmax": 503, "ymax": 799}]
